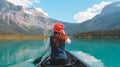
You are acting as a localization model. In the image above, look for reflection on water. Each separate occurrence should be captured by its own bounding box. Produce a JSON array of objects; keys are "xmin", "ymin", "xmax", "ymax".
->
[
  {"xmin": 0, "ymin": 40, "xmax": 46, "ymax": 67},
  {"xmin": 66, "ymin": 39, "xmax": 120, "ymax": 67},
  {"xmin": 0, "ymin": 39, "xmax": 120, "ymax": 67},
  {"xmin": 70, "ymin": 51, "xmax": 104, "ymax": 67}
]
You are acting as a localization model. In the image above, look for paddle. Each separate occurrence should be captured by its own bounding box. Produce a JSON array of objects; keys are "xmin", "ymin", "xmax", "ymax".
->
[{"xmin": 33, "ymin": 50, "xmax": 48, "ymax": 64}]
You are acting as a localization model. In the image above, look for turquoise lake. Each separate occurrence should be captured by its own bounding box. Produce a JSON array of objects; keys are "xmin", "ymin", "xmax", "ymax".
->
[{"xmin": 0, "ymin": 39, "xmax": 120, "ymax": 67}]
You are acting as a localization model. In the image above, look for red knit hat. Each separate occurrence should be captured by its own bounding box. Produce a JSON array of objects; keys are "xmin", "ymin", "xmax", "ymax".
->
[{"xmin": 53, "ymin": 22, "xmax": 64, "ymax": 33}]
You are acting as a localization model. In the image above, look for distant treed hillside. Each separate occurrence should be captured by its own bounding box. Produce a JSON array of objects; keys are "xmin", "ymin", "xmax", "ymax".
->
[{"xmin": 73, "ymin": 30, "xmax": 120, "ymax": 38}]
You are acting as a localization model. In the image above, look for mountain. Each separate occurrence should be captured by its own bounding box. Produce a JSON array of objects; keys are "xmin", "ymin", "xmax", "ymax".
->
[
  {"xmin": 0, "ymin": 0, "xmax": 58, "ymax": 35},
  {"xmin": 70, "ymin": 1, "xmax": 120, "ymax": 34},
  {"xmin": 0, "ymin": 0, "xmax": 23, "ymax": 13},
  {"xmin": 0, "ymin": 0, "xmax": 120, "ymax": 35}
]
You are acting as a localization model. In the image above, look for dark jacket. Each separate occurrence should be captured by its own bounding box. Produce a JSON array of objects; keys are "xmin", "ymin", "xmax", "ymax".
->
[{"xmin": 50, "ymin": 36, "xmax": 67, "ymax": 60}]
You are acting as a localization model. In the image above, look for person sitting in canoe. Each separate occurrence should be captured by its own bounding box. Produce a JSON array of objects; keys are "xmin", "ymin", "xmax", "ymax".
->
[{"xmin": 45, "ymin": 22, "xmax": 71, "ymax": 65}]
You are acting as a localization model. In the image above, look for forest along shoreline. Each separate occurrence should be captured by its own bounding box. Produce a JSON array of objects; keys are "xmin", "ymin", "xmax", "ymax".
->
[
  {"xmin": 0, "ymin": 29, "xmax": 120, "ymax": 40},
  {"xmin": 0, "ymin": 35, "xmax": 48, "ymax": 40},
  {"xmin": 72, "ymin": 30, "xmax": 120, "ymax": 39}
]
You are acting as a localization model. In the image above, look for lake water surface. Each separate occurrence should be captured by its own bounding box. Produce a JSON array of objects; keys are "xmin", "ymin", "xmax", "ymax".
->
[{"xmin": 0, "ymin": 39, "xmax": 120, "ymax": 67}]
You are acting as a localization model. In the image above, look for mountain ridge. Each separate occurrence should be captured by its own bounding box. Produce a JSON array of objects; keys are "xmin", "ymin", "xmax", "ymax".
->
[
  {"xmin": 0, "ymin": 0, "xmax": 57, "ymax": 35},
  {"xmin": 0, "ymin": 0, "xmax": 120, "ymax": 35},
  {"xmin": 70, "ymin": 1, "xmax": 120, "ymax": 34}
]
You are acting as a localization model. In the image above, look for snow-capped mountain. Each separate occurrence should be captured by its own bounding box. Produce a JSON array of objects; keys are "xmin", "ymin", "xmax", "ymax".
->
[
  {"xmin": 69, "ymin": 1, "xmax": 120, "ymax": 34},
  {"xmin": 0, "ymin": 0, "xmax": 120, "ymax": 35},
  {"xmin": 0, "ymin": 0, "xmax": 57, "ymax": 35}
]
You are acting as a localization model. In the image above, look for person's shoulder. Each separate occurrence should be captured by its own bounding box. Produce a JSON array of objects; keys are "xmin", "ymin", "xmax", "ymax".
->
[{"xmin": 66, "ymin": 37, "xmax": 71, "ymax": 44}]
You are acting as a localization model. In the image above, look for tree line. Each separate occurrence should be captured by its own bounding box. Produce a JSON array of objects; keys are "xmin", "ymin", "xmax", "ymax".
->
[{"xmin": 73, "ymin": 29, "xmax": 120, "ymax": 39}]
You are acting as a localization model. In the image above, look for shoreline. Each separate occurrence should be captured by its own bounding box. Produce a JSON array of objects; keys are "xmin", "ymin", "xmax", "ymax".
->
[{"xmin": 0, "ymin": 35, "xmax": 48, "ymax": 40}]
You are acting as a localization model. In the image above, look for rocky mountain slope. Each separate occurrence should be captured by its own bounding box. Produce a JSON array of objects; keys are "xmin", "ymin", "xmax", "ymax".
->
[
  {"xmin": 0, "ymin": 0, "xmax": 120, "ymax": 35},
  {"xmin": 0, "ymin": 0, "xmax": 57, "ymax": 35},
  {"xmin": 70, "ymin": 1, "xmax": 120, "ymax": 34}
]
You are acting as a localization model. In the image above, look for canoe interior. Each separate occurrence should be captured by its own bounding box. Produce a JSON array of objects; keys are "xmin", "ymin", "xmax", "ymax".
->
[{"xmin": 38, "ymin": 50, "xmax": 89, "ymax": 67}]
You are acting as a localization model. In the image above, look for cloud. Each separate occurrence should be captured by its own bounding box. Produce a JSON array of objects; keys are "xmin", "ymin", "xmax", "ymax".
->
[
  {"xmin": 35, "ymin": 8, "xmax": 48, "ymax": 17},
  {"xmin": 74, "ymin": 1, "xmax": 112, "ymax": 23},
  {"xmin": 32, "ymin": 0, "xmax": 40, "ymax": 3},
  {"xmin": 6, "ymin": 0, "xmax": 48, "ymax": 17},
  {"xmin": 6, "ymin": 0, "xmax": 40, "ymax": 7}
]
